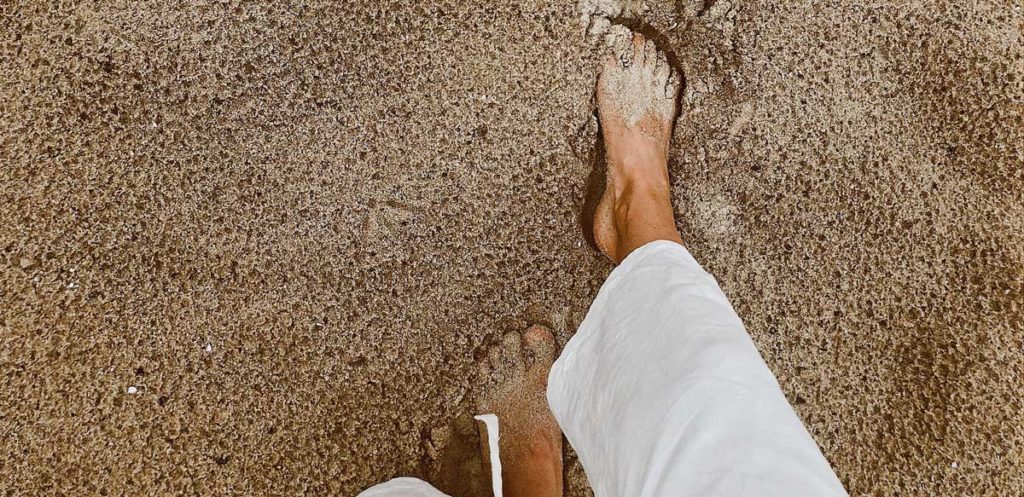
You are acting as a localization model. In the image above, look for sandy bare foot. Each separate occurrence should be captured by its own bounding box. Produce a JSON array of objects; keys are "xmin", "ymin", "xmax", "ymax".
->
[
  {"xmin": 594, "ymin": 28, "xmax": 681, "ymax": 262},
  {"xmin": 476, "ymin": 326, "xmax": 562, "ymax": 497}
]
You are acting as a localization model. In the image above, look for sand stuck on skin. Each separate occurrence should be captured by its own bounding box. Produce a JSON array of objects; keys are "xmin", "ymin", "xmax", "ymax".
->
[
  {"xmin": 596, "ymin": 24, "xmax": 680, "ymax": 128},
  {"xmin": 1, "ymin": 1, "xmax": 1022, "ymax": 496}
]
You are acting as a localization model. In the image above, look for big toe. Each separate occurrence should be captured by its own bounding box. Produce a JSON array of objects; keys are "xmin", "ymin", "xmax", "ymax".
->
[
  {"xmin": 524, "ymin": 325, "xmax": 556, "ymax": 366},
  {"xmin": 602, "ymin": 25, "xmax": 634, "ymax": 65}
]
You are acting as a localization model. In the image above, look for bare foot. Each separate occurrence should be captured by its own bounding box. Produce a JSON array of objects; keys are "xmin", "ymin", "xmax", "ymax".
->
[
  {"xmin": 476, "ymin": 326, "xmax": 562, "ymax": 497},
  {"xmin": 594, "ymin": 28, "xmax": 681, "ymax": 263}
]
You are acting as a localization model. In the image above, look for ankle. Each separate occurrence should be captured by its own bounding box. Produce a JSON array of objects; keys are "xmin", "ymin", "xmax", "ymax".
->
[
  {"xmin": 610, "ymin": 179, "xmax": 681, "ymax": 261},
  {"xmin": 613, "ymin": 172, "xmax": 671, "ymax": 204}
]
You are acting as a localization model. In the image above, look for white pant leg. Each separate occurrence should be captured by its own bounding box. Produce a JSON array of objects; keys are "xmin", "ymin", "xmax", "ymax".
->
[
  {"xmin": 357, "ymin": 413, "xmax": 504, "ymax": 497},
  {"xmin": 547, "ymin": 241, "xmax": 847, "ymax": 497},
  {"xmin": 357, "ymin": 477, "xmax": 451, "ymax": 497}
]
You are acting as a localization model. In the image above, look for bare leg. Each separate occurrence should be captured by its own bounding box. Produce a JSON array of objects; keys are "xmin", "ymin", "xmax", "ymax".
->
[
  {"xmin": 594, "ymin": 30, "xmax": 683, "ymax": 263},
  {"xmin": 477, "ymin": 326, "xmax": 562, "ymax": 497}
]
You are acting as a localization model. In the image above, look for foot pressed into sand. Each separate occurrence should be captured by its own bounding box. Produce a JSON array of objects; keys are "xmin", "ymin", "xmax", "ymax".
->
[
  {"xmin": 594, "ymin": 29, "xmax": 683, "ymax": 263},
  {"xmin": 476, "ymin": 326, "xmax": 563, "ymax": 497}
]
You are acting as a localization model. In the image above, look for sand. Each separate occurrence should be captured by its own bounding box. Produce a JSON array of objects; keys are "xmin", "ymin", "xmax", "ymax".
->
[{"xmin": 1, "ymin": 0, "xmax": 1022, "ymax": 495}]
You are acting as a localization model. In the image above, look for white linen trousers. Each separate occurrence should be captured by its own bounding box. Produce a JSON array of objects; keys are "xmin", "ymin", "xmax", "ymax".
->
[{"xmin": 359, "ymin": 241, "xmax": 847, "ymax": 497}]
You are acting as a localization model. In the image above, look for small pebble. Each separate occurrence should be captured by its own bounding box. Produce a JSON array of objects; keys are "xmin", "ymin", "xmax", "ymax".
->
[
  {"xmin": 951, "ymin": 461, "xmax": 958, "ymax": 469},
  {"xmin": 203, "ymin": 343, "xmax": 213, "ymax": 353},
  {"xmin": 127, "ymin": 386, "xmax": 138, "ymax": 394}
]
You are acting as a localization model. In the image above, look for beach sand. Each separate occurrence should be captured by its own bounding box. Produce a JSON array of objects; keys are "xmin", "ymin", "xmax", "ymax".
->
[{"xmin": 1, "ymin": 0, "xmax": 1022, "ymax": 495}]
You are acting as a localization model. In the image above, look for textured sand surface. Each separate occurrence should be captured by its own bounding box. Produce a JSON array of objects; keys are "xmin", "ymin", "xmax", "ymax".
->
[{"xmin": 2, "ymin": 1, "xmax": 1022, "ymax": 495}]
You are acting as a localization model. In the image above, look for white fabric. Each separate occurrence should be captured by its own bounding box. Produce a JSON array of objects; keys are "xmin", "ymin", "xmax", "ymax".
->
[
  {"xmin": 360, "ymin": 241, "xmax": 847, "ymax": 497},
  {"xmin": 357, "ymin": 477, "xmax": 449, "ymax": 497},
  {"xmin": 474, "ymin": 414, "xmax": 504, "ymax": 497},
  {"xmin": 547, "ymin": 241, "xmax": 846, "ymax": 497}
]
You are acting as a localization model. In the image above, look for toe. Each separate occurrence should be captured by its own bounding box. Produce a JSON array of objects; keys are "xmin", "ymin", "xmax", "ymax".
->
[
  {"xmin": 632, "ymin": 32, "xmax": 646, "ymax": 50},
  {"xmin": 587, "ymin": 16, "xmax": 611, "ymax": 40},
  {"xmin": 598, "ymin": 48, "xmax": 620, "ymax": 91},
  {"xmin": 603, "ymin": 25, "xmax": 632, "ymax": 64},
  {"xmin": 501, "ymin": 331, "xmax": 526, "ymax": 371},
  {"xmin": 524, "ymin": 325, "xmax": 556, "ymax": 365},
  {"xmin": 655, "ymin": 51, "xmax": 670, "ymax": 81},
  {"xmin": 666, "ymin": 68, "xmax": 682, "ymax": 99},
  {"xmin": 602, "ymin": 50, "xmax": 619, "ymax": 71},
  {"xmin": 488, "ymin": 345, "xmax": 502, "ymax": 369},
  {"xmin": 631, "ymin": 33, "xmax": 646, "ymax": 62},
  {"xmin": 644, "ymin": 39, "xmax": 657, "ymax": 67},
  {"xmin": 477, "ymin": 356, "xmax": 492, "ymax": 382}
]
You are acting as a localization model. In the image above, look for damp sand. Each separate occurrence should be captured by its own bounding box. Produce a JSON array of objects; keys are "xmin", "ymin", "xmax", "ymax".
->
[{"xmin": 1, "ymin": 1, "xmax": 1022, "ymax": 495}]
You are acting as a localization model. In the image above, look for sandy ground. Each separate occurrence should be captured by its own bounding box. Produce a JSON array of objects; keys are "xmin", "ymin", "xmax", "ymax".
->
[{"xmin": 2, "ymin": 0, "xmax": 1022, "ymax": 495}]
